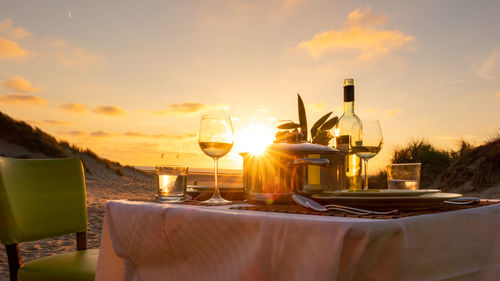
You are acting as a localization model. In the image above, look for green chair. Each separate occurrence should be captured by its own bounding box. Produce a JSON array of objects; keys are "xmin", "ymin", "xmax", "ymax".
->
[{"xmin": 0, "ymin": 157, "xmax": 98, "ymax": 281}]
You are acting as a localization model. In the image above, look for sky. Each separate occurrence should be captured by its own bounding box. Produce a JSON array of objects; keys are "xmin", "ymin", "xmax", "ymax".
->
[{"xmin": 0, "ymin": 0, "xmax": 499, "ymax": 172}]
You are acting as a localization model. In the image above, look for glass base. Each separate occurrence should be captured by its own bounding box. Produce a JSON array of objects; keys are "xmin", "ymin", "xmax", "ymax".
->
[
  {"xmin": 156, "ymin": 195, "xmax": 186, "ymax": 203},
  {"xmin": 201, "ymin": 196, "xmax": 232, "ymax": 206}
]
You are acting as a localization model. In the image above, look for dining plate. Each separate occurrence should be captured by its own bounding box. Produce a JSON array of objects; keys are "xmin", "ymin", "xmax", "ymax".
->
[
  {"xmin": 311, "ymin": 192, "xmax": 462, "ymax": 210},
  {"xmin": 325, "ymin": 189, "xmax": 441, "ymax": 197}
]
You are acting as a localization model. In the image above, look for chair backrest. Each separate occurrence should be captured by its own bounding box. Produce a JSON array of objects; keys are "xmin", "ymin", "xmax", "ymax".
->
[{"xmin": 0, "ymin": 157, "xmax": 87, "ymax": 245}]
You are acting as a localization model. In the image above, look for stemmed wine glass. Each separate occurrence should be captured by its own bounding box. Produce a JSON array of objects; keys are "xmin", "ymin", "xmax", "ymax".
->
[
  {"xmin": 350, "ymin": 120, "xmax": 383, "ymax": 190},
  {"xmin": 198, "ymin": 111, "xmax": 235, "ymax": 205}
]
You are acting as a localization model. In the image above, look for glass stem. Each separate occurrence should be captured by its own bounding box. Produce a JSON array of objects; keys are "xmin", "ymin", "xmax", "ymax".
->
[
  {"xmin": 213, "ymin": 157, "xmax": 221, "ymax": 199},
  {"xmin": 363, "ymin": 159, "xmax": 368, "ymax": 190}
]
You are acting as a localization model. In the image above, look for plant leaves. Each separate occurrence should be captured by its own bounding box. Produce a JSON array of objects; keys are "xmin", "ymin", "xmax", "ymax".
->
[
  {"xmin": 312, "ymin": 130, "xmax": 333, "ymax": 145},
  {"xmin": 320, "ymin": 116, "xmax": 338, "ymax": 130},
  {"xmin": 277, "ymin": 122, "xmax": 301, "ymax": 130},
  {"xmin": 297, "ymin": 93, "xmax": 307, "ymax": 141},
  {"xmin": 275, "ymin": 131, "xmax": 289, "ymax": 143},
  {"xmin": 310, "ymin": 111, "xmax": 332, "ymax": 138}
]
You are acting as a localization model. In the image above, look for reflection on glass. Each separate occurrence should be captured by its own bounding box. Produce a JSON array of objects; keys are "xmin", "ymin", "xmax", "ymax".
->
[
  {"xmin": 198, "ymin": 111, "xmax": 234, "ymax": 205},
  {"xmin": 350, "ymin": 120, "xmax": 383, "ymax": 190}
]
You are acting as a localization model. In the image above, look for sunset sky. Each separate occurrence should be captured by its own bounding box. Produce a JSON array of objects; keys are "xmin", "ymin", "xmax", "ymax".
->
[{"xmin": 1, "ymin": 0, "xmax": 499, "ymax": 171}]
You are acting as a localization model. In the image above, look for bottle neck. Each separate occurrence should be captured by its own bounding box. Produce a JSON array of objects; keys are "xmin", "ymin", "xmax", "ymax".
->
[{"xmin": 344, "ymin": 101, "xmax": 354, "ymax": 114}]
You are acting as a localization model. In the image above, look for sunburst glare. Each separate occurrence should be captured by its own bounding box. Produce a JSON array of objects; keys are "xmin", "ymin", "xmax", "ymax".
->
[{"xmin": 234, "ymin": 123, "xmax": 275, "ymax": 155}]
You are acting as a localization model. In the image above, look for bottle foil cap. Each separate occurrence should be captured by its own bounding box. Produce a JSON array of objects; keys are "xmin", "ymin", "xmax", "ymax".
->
[
  {"xmin": 343, "ymin": 78, "xmax": 354, "ymax": 102},
  {"xmin": 344, "ymin": 78, "xmax": 354, "ymax": 87}
]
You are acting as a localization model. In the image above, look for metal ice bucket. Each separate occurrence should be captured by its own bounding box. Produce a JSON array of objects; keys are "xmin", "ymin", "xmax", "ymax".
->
[{"xmin": 240, "ymin": 140, "xmax": 344, "ymax": 204}]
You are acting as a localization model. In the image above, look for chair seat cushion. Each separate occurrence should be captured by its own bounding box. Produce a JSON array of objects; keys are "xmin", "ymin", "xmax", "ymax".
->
[{"xmin": 18, "ymin": 249, "xmax": 99, "ymax": 281}]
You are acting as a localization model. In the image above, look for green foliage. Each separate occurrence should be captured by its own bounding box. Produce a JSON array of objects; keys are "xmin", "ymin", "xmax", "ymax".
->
[
  {"xmin": 297, "ymin": 94, "xmax": 308, "ymax": 141},
  {"xmin": 391, "ymin": 139, "xmax": 450, "ymax": 187},
  {"xmin": 369, "ymin": 136, "xmax": 500, "ymax": 190},
  {"xmin": 392, "ymin": 139, "xmax": 450, "ymax": 165},
  {"xmin": 368, "ymin": 170, "xmax": 387, "ymax": 189},
  {"xmin": 438, "ymin": 135, "xmax": 500, "ymax": 191},
  {"xmin": 277, "ymin": 122, "xmax": 301, "ymax": 130},
  {"xmin": 320, "ymin": 116, "xmax": 338, "ymax": 131},
  {"xmin": 449, "ymin": 140, "xmax": 474, "ymax": 161},
  {"xmin": 311, "ymin": 129, "xmax": 333, "ymax": 146},
  {"xmin": 310, "ymin": 112, "xmax": 332, "ymax": 138},
  {"xmin": 276, "ymin": 93, "xmax": 338, "ymax": 144}
]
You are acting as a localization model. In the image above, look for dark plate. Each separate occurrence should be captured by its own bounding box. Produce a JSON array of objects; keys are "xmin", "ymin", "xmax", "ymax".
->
[
  {"xmin": 187, "ymin": 185, "xmax": 247, "ymax": 201},
  {"xmin": 312, "ymin": 192, "xmax": 462, "ymax": 210},
  {"xmin": 248, "ymin": 193, "xmax": 295, "ymax": 205}
]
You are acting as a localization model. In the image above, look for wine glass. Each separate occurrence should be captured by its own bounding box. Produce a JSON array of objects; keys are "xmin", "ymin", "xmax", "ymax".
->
[
  {"xmin": 350, "ymin": 120, "xmax": 383, "ymax": 190},
  {"xmin": 198, "ymin": 111, "xmax": 235, "ymax": 205}
]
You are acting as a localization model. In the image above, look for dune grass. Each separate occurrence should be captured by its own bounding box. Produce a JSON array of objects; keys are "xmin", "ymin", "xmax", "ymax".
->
[
  {"xmin": 0, "ymin": 111, "xmax": 128, "ymax": 177},
  {"xmin": 0, "ymin": 111, "xmax": 66, "ymax": 158},
  {"xmin": 369, "ymin": 133, "xmax": 500, "ymax": 190}
]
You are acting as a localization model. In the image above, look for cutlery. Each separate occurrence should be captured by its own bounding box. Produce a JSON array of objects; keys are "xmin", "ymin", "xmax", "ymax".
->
[
  {"xmin": 322, "ymin": 203, "xmax": 398, "ymax": 215},
  {"xmin": 444, "ymin": 197, "xmax": 480, "ymax": 205},
  {"xmin": 295, "ymin": 196, "xmax": 368, "ymax": 215},
  {"xmin": 292, "ymin": 194, "xmax": 398, "ymax": 215}
]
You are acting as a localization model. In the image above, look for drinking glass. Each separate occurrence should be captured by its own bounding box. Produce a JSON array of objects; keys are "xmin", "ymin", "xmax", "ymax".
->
[
  {"xmin": 387, "ymin": 163, "xmax": 421, "ymax": 190},
  {"xmin": 350, "ymin": 120, "xmax": 383, "ymax": 190},
  {"xmin": 156, "ymin": 166, "xmax": 188, "ymax": 202},
  {"xmin": 198, "ymin": 111, "xmax": 234, "ymax": 205}
]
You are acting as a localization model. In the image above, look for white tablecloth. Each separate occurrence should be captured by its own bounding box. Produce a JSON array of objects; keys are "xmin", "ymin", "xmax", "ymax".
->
[{"xmin": 95, "ymin": 200, "xmax": 500, "ymax": 281}]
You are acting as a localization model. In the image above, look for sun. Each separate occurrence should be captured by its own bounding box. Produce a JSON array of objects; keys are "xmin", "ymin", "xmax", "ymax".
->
[{"xmin": 234, "ymin": 123, "xmax": 275, "ymax": 155}]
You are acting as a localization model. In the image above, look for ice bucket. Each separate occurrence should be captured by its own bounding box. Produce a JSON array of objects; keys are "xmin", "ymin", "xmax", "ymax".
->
[{"xmin": 240, "ymin": 140, "xmax": 344, "ymax": 204}]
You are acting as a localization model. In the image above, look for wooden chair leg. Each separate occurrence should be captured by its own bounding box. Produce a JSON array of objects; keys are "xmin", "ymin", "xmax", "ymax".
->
[
  {"xmin": 6, "ymin": 244, "xmax": 21, "ymax": 281},
  {"xmin": 76, "ymin": 231, "xmax": 87, "ymax": 250}
]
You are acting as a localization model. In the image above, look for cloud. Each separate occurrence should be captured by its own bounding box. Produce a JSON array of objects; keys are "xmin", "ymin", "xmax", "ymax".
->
[
  {"xmin": 153, "ymin": 102, "xmax": 206, "ymax": 115},
  {"xmin": 3, "ymin": 76, "xmax": 40, "ymax": 93},
  {"xmin": 66, "ymin": 131, "xmax": 86, "ymax": 136},
  {"xmin": 124, "ymin": 132, "xmax": 149, "ymax": 137},
  {"xmin": 61, "ymin": 103, "xmax": 89, "ymax": 113},
  {"xmin": 93, "ymin": 105, "xmax": 126, "ymax": 116},
  {"xmin": 385, "ymin": 108, "xmax": 402, "ymax": 116},
  {"xmin": 0, "ymin": 38, "xmax": 29, "ymax": 59},
  {"xmin": 29, "ymin": 119, "xmax": 71, "ymax": 126},
  {"xmin": 496, "ymin": 92, "xmax": 500, "ymax": 99},
  {"xmin": 91, "ymin": 131, "xmax": 112, "ymax": 137},
  {"xmin": 124, "ymin": 131, "xmax": 197, "ymax": 140},
  {"xmin": 58, "ymin": 47, "xmax": 98, "ymax": 68},
  {"xmin": 43, "ymin": 120, "xmax": 71, "ymax": 125},
  {"xmin": 297, "ymin": 6, "xmax": 415, "ymax": 60},
  {"xmin": 156, "ymin": 133, "xmax": 196, "ymax": 140},
  {"xmin": 0, "ymin": 18, "xmax": 31, "ymax": 40},
  {"xmin": 477, "ymin": 48, "xmax": 498, "ymax": 79},
  {"xmin": 344, "ymin": 6, "xmax": 388, "ymax": 28},
  {"xmin": 0, "ymin": 93, "xmax": 47, "ymax": 105}
]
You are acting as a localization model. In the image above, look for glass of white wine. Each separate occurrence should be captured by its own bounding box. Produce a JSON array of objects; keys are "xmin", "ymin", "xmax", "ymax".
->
[
  {"xmin": 350, "ymin": 120, "xmax": 383, "ymax": 190},
  {"xmin": 198, "ymin": 111, "xmax": 235, "ymax": 205}
]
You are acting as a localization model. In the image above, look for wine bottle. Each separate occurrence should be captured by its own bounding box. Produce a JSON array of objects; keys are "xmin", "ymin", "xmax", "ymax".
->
[{"xmin": 334, "ymin": 78, "xmax": 362, "ymax": 189}]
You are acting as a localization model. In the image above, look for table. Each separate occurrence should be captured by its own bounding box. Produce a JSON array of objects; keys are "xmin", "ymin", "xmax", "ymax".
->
[{"xmin": 95, "ymin": 200, "xmax": 500, "ymax": 281}]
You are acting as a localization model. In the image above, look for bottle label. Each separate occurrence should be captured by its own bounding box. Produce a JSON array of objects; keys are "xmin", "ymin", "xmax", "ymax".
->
[
  {"xmin": 336, "ymin": 135, "xmax": 350, "ymax": 153},
  {"xmin": 344, "ymin": 85, "xmax": 354, "ymax": 102}
]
